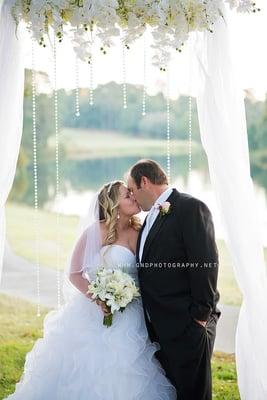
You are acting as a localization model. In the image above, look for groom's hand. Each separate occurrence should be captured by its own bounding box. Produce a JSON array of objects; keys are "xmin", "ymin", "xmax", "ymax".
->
[{"xmin": 194, "ymin": 318, "xmax": 207, "ymax": 328}]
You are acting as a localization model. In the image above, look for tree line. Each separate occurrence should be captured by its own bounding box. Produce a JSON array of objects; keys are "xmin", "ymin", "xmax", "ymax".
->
[{"xmin": 9, "ymin": 70, "xmax": 267, "ymax": 207}]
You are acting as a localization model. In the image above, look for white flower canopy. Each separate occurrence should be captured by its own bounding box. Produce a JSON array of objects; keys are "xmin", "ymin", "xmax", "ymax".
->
[
  {"xmin": 11, "ymin": 0, "xmax": 260, "ymax": 68},
  {"xmin": 0, "ymin": 1, "xmax": 267, "ymax": 399}
]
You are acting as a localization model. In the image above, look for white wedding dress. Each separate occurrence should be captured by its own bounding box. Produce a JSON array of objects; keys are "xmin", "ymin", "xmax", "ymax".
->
[{"xmin": 5, "ymin": 244, "xmax": 176, "ymax": 400}]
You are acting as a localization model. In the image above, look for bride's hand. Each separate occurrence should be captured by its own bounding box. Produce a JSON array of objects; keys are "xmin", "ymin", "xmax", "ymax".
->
[
  {"xmin": 86, "ymin": 290, "xmax": 111, "ymax": 316},
  {"xmin": 95, "ymin": 299, "xmax": 112, "ymax": 316},
  {"xmin": 85, "ymin": 292, "xmax": 108, "ymax": 314}
]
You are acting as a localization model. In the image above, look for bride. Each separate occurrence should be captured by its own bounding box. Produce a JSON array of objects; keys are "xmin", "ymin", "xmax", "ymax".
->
[{"xmin": 5, "ymin": 180, "xmax": 176, "ymax": 400}]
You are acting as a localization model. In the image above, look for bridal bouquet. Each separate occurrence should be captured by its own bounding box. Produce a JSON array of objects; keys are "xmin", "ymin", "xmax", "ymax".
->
[{"xmin": 87, "ymin": 268, "xmax": 140, "ymax": 327}]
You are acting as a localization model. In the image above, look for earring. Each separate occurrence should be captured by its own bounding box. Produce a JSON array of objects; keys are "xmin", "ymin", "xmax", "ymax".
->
[{"xmin": 117, "ymin": 212, "xmax": 120, "ymax": 219}]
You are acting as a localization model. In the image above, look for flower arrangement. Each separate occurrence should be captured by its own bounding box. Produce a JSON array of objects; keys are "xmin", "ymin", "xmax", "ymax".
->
[
  {"xmin": 155, "ymin": 201, "xmax": 171, "ymax": 216},
  {"xmin": 87, "ymin": 267, "xmax": 140, "ymax": 327},
  {"xmin": 11, "ymin": 0, "xmax": 260, "ymax": 68}
]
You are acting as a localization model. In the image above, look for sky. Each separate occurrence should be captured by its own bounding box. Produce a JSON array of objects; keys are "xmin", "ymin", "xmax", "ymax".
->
[{"xmin": 22, "ymin": 1, "xmax": 267, "ymax": 101}]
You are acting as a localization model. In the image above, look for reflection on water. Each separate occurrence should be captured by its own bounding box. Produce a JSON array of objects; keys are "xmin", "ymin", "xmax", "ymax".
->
[
  {"xmin": 61, "ymin": 154, "xmax": 204, "ymax": 191},
  {"xmin": 46, "ymin": 154, "xmax": 267, "ymax": 245}
]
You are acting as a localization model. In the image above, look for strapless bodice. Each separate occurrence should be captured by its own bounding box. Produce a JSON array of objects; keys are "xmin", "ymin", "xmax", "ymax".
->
[{"xmin": 100, "ymin": 244, "xmax": 138, "ymax": 283}]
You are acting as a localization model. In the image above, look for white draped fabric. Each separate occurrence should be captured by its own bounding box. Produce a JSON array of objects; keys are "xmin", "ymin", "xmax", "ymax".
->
[
  {"xmin": 0, "ymin": 0, "xmax": 24, "ymax": 282},
  {"xmin": 0, "ymin": 1, "xmax": 267, "ymax": 398},
  {"xmin": 195, "ymin": 7, "xmax": 267, "ymax": 399}
]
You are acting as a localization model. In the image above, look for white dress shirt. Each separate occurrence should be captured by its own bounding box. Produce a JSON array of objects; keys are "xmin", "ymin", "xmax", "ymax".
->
[{"xmin": 139, "ymin": 187, "xmax": 173, "ymax": 262}]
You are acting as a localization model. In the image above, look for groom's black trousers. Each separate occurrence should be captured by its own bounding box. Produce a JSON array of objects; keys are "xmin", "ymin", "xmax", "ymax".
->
[{"xmin": 155, "ymin": 314, "xmax": 217, "ymax": 400}]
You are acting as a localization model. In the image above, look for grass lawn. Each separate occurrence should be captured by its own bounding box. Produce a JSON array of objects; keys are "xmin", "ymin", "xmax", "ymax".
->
[
  {"xmin": 48, "ymin": 128, "xmax": 201, "ymax": 160},
  {"xmin": 5, "ymin": 202, "xmax": 79, "ymax": 270},
  {"xmin": 212, "ymin": 352, "xmax": 240, "ymax": 399},
  {"xmin": 0, "ymin": 293, "xmax": 240, "ymax": 400},
  {"xmin": 216, "ymin": 240, "xmax": 243, "ymax": 307},
  {"xmin": 0, "ymin": 294, "xmax": 49, "ymax": 400}
]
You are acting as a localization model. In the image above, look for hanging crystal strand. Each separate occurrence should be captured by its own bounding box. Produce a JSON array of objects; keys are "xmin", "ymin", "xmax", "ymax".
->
[
  {"xmin": 188, "ymin": 96, "xmax": 192, "ymax": 175},
  {"xmin": 89, "ymin": 57, "xmax": 94, "ymax": 106},
  {"xmin": 75, "ymin": 55, "xmax": 80, "ymax": 116},
  {"xmin": 32, "ymin": 39, "xmax": 41, "ymax": 317},
  {"xmin": 142, "ymin": 32, "xmax": 147, "ymax": 116},
  {"xmin": 166, "ymin": 66, "xmax": 171, "ymax": 183},
  {"xmin": 53, "ymin": 33, "xmax": 61, "ymax": 309},
  {"xmin": 188, "ymin": 36, "xmax": 193, "ymax": 177},
  {"xmin": 122, "ymin": 38, "xmax": 127, "ymax": 109},
  {"xmin": 89, "ymin": 29, "xmax": 94, "ymax": 106}
]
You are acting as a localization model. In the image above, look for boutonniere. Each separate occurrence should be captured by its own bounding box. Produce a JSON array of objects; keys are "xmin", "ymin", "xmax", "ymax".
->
[{"xmin": 155, "ymin": 201, "xmax": 171, "ymax": 217}]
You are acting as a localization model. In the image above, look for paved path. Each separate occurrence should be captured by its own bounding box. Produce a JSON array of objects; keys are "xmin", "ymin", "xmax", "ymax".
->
[{"xmin": 0, "ymin": 244, "xmax": 239, "ymax": 353}]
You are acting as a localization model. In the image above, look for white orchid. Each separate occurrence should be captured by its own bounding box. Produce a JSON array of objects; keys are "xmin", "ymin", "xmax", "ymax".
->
[
  {"xmin": 226, "ymin": 0, "xmax": 259, "ymax": 12},
  {"xmin": 12, "ymin": 0, "xmax": 259, "ymax": 68}
]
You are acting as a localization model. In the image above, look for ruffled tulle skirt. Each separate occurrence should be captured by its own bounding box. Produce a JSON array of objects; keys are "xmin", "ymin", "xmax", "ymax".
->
[{"xmin": 5, "ymin": 292, "xmax": 176, "ymax": 400}]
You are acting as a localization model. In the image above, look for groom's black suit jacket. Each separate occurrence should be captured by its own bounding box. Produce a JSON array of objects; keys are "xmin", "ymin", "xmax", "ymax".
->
[{"xmin": 136, "ymin": 188, "xmax": 221, "ymax": 342}]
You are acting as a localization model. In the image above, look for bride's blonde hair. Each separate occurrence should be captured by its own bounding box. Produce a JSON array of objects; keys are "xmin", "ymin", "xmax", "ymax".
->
[{"xmin": 98, "ymin": 180, "xmax": 141, "ymax": 245}]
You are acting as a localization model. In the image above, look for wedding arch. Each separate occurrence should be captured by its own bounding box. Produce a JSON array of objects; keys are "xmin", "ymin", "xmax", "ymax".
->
[{"xmin": 0, "ymin": 1, "xmax": 267, "ymax": 399}]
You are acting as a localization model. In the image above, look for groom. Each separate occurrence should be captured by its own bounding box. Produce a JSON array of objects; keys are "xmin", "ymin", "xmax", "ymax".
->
[{"xmin": 127, "ymin": 159, "xmax": 221, "ymax": 400}]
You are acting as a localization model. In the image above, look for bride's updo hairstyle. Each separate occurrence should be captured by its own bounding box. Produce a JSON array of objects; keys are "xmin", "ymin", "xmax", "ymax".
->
[{"xmin": 98, "ymin": 180, "xmax": 141, "ymax": 245}]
